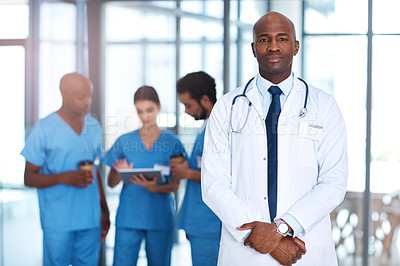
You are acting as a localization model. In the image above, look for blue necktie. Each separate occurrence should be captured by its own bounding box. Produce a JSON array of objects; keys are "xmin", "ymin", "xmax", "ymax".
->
[{"xmin": 266, "ymin": 85, "xmax": 282, "ymax": 221}]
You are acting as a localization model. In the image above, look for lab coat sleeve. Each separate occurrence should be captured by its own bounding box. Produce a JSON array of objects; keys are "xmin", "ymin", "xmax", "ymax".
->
[
  {"xmin": 202, "ymin": 97, "xmax": 262, "ymax": 243},
  {"xmin": 286, "ymin": 95, "xmax": 348, "ymax": 235}
]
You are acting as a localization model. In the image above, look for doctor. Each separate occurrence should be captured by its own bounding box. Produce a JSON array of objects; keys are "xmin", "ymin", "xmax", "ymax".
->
[{"xmin": 202, "ymin": 12, "xmax": 348, "ymax": 266}]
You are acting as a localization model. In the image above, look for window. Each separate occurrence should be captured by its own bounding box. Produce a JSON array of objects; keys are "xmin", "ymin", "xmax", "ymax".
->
[
  {"xmin": 39, "ymin": 2, "xmax": 77, "ymax": 118},
  {"xmin": 303, "ymin": 36, "xmax": 367, "ymax": 193},
  {"xmin": 304, "ymin": 0, "xmax": 400, "ymax": 262},
  {"xmin": 304, "ymin": 0, "xmax": 367, "ymax": 34},
  {"xmin": 0, "ymin": 2, "xmax": 42, "ymax": 265},
  {"xmin": 0, "ymin": 2, "xmax": 29, "ymax": 39},
  {"xmin": 0, "ymin": 46, "xmax": 26, "ymax": 186},
  {"xmin": 373, "ymin": 0, "xmax": 400, "ymax": 34},
  {"xmin": 104, "ymin": 3, "xmax": 177, "ymax": 148}
]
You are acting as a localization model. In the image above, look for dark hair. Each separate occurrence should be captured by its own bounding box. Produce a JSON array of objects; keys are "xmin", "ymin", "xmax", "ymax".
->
[
  {"xmin": 176, "ymin": 71, "xmax": 217, "ymax": 104},
  {"xmin": 133, "ymin": 85, "xmax": 160, "ymax": 105}
]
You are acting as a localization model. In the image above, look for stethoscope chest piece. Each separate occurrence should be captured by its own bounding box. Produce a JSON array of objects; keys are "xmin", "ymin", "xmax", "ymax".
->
[{"xmin": 299, "ymin": 107, "xmax": 308, "ymax": 118}]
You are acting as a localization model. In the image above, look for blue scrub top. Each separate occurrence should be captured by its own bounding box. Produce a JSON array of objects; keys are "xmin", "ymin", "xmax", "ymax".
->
[
  {"xmin": 21, "ymin": 113, "xmax": 102, "ymax": 232},
  {"xmin": 103, "ymin": 130, "xmax": 187, "ymax": 230},
  {"xmin": 177, "ymin": 122, "xmax": 222, "ymax": 238}
]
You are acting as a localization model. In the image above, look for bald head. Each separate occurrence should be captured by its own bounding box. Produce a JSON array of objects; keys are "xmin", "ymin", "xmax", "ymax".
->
[
  {"xmin": 60, "ymin": 72, "xmax": 92, "ymax": 95},
  {"xmin": 59, "ymin": 72, "xmax": 93, "ymax": 116},
  {"xmin": 253, "ymin": 12, "xmax": 296, "ymax": 42},
  {"xmin": 251, "ymin": 12, "xmax": 299, "ymax": 84}
]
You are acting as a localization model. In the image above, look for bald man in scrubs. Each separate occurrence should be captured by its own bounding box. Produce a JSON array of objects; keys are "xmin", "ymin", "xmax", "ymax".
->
[{"xmin": 21, "ymin": 73, "xmax": 110, "ymax": 265}]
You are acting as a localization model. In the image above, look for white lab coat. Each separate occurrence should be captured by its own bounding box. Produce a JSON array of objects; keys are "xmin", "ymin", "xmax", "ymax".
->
[{"xmin": 202, "ymin": 75, "xmax": 348, "ymax": 266}]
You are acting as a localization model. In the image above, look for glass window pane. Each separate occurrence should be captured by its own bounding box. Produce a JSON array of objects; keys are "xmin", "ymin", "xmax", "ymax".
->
[
  {"xmin": 105, "ymin": 4, "xmax": 175, "ymax": 42},
  {"xmin": 146, "ymin": 1, "xmax": 175, "ymax": 9},
  {"xmin": 181, "ymin": 18, "xmax": 223, "ymax": 41},
  {"xmin": 180, "ymin": 43, "xmax": 224, "ymax": 97},
  {"xmin": 104, "ymin": 44, "xmax": 144, "ymax": 148},
  {"xmin": 370, "ymin": 36, "xmax": 400, "ymax": 264},
  {"xmin": 304, "ymin": 36, "xmax": 368, "ymax": 261},
  {"xmin": 144, "ymin": 44, "xmax": 176, "ymax": 114},
  {"xmin": 105, "ymin": 5, "xmax": 144, "ymax": 41},
  {"xmin": 179, "ymin": 43, "xmax": 223, "ymax": 149},
  {"xmin": 179, "ymin": 44, "xmax": 203, "ymax": 137},
  {"xmin": 239, "ymin": 1, "xmax": 268, "ymax": 24},
  {"xmin": 229, "ymin": 42, "xmax": 238, "ymax": 90},
  {"xmin": 144, "ymin": 44, "xmax": 177, "ymax": 129},
  {"xmin": 303, "ymin": 36, "xmax": 367, "ymax": 193},
  {"xmin": 0, "ymin": 3, "xmax": 29, "ymax": 39},
  {"xmin": 142, "ymin": 12, "xmax": 175, "ymax": 40},
  {"xmin": 181, "ymin": 44, "xmax": 202, "ymax": 75},
  {"xmin": 181, "ymin": 0, "xmax": 223, "ymax": 18},
  {"xmin": 204, "ymin": 21, "xmax": 223, "ymax": 41},
  {"xmin": 204, "ymin": 0, "xmax": 223, "ymax": 18},
  {"xmin": 40, "ymin": 2, "xmax": 76, "ymax": 41},
  {"xmin": 304, "ymin": 0, "xmax": 367, "ymax": 34},
  {"xmin": 39, "ymin": 43, "xmax": 76, "ymax": 118},
  {"xmin": 371, "ymin": 36, "xmax": 400, "ymax": 193},
  {"xmin": 239, "ymin": 31, "xmax": 258, "ymax": 90},
  {"xmin": 373, "ymin": 0, "xmax": 400, "ymax": 34},
  {"xmin": 181, "ymin": 18, "xmax": 204, "ymax": 41},
  {"xmin": 230, "ymin": 0, "xmax": 239, "ymax": 21},
  {"xmin": 204, "ymin": 44, "xmax": 223, "ymax": 97},
  {"xmin": 0, "ymin": 46, "xmax": 25, "ymax": 185}
]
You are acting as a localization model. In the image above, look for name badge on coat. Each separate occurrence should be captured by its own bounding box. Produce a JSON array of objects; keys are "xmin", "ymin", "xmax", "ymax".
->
[{"xmin": 299, "ymin": 122, "xmax": 323, "ymax": 141}]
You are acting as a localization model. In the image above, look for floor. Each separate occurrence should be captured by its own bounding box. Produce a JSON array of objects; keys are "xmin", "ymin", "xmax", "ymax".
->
[
  {"xmin": 137, "ymin": 230, "xmax": 400, "ymax": 266},
  {"xmin": 2, "ymin": 189, "xmax": 399, "ymax": 266},
  {"xmin": 140, "ymin": 241, "xmax": 192, "ymax": 266}
]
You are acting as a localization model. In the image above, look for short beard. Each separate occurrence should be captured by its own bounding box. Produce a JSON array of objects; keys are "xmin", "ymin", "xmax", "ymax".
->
[{"xmin": 194, "ymin": 103, "xmax": 207, "ymax": 120}]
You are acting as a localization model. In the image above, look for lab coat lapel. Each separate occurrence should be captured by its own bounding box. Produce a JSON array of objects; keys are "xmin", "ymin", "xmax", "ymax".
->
[
  {"xmin": 245, "ymin": 81, "xmax": 264, "ymax": 118},
  {"xmin": 245, "ymin": 76, "xmax": 306, "ymax": 121},
  {"xmin": 279, "ymin": 75, "xmax": 305, "ymax": 128}
]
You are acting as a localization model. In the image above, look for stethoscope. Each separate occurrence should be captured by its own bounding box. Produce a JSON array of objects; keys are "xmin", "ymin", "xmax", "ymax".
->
[{"xmin": 230, "ymin": 77, "xmax": 309, "ymax": 133}]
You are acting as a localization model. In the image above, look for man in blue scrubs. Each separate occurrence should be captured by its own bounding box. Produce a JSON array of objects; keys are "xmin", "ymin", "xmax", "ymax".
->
[
  {"xmin": 21, "ymin": 73, "xmax": 110, "ymax": 266},
  {"xmin": 172, "ymin": 71, "xmax": 222, "ymax": 266}
]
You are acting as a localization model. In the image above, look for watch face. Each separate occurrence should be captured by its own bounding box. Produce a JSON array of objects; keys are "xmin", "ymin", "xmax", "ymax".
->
[{"xmin": 278, "ymin": 223, "xmax": 289, "ymax": 233}]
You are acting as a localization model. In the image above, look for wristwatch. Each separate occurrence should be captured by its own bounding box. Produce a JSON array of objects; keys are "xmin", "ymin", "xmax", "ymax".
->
[{"xmin": 274, "ymin": 219, "xmax": 290, "ymax": 237}]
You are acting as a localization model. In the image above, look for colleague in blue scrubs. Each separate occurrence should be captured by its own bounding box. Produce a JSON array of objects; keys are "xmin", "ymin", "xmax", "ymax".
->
[
  {"xmin": 21, "ymin": 73, "xmax": 110, "ymax": 266},
  {"xmin": 172, "ymin": 71, "xmax": 222, "ymax": 266},
  {"xmin": 103, "ymin": 85, "xmax": 187, "ymax": 266}
]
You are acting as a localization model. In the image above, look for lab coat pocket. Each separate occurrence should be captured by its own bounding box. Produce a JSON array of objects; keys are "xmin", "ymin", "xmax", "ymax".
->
[
  {"xmin": 298, "ymin": 123, "xmax": 322, "ymax": 168},
  {"xmin": 230, "ymin": 132, "xmax": 249, "ymax": 157}
]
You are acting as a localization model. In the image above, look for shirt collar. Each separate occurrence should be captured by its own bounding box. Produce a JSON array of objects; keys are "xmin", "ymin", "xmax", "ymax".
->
[
  {"xmin": 200, "ymin": 119, "xmax": 208, "ymax": 132},
  {"xmin": 256, "ymin": 73, "xmax": 294, "ymax": 96}
]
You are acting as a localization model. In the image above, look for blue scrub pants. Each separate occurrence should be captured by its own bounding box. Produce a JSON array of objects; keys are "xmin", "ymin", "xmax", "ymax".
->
[
  {"xmin": 188, "ymin": 234, "xmax": 220, "ymax": 266},
  {"xmin": 43, "ymin": 228, "xmax": 100, "ymax": 266},
  {"xmin": 113, "ymin": 228, "xmax": 173, "ymax": 266}
]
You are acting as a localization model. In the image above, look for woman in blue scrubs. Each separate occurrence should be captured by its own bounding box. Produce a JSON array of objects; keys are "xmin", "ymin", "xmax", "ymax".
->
[{"xmin": 103, "ymin": 86, "xmax": 186, "ymax": 266}]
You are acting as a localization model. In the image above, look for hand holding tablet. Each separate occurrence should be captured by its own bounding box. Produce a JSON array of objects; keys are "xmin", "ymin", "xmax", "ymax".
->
[{"xmin": 119, "ymin": 168, "xmax": 165, "ymax": 184}]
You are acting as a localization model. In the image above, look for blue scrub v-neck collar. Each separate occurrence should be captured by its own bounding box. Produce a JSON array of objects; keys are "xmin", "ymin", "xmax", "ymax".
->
[
  {"xmin": 137, "ymin": 129, "xmax": 164, "ymax": 152},
  {"xmin": 54, "ymin": 112, "xmax": 86, "ymax": 137}
]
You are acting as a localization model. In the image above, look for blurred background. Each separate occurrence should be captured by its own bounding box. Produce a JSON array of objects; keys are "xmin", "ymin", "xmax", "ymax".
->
[{"xmin": 0, "ymin": 0, "xmax": 399, "ymax": 265}]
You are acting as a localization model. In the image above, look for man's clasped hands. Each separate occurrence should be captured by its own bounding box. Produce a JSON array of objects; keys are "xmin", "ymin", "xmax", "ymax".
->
[{"xmin": 237, "ymin": 221, "xmax": 307, "ymax": 265}]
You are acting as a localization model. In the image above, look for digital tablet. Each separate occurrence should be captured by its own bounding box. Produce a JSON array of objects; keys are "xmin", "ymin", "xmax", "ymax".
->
[{"xmin": 119, "ymin": 168, "xmax": 165, "ymax": 183}]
